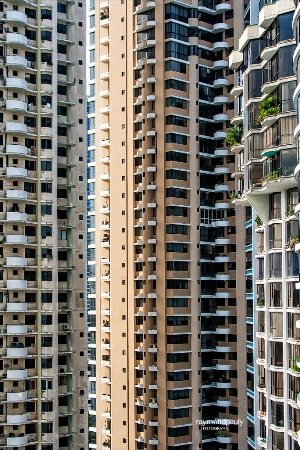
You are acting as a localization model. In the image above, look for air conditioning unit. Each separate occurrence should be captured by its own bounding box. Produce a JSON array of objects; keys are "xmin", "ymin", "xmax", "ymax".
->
[{"xmin": 63, "ymin": 324, "xmax": 69, "ymax": 331}]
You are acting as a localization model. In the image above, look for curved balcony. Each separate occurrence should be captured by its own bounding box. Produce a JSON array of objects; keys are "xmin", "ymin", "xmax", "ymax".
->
[
  {"xmin": 5, "ymin": 11, "xmax": 28, "ymax": 25},
  {"xmin": 6, "ymin": 190, "xmax": 27, "ymax": 200},
  {"xmin": 213, "ymin": 60, "xmax": 228, "ymax": 69},
  {"xmin": 213, "ymin": 23, "xmax": 228, "ymax": 32},
  {"xmin": 5, "ymin": 144, "xmax": 28, "ymax": 155},
  {"xmin": 213, "ymin": 113, "xmax": 229, "ymax": 122},
  {"xmin": 217, "ymin": 398, "xmax": 231, "ymax": 407},
  {"xmin": 216, "ymin": 362, "xmax": 231, "ymax": 370},
  {"xmin": 229, "ymin": 49, "xmax": 243, "ymax": 70},
  {"xmin": 6, "ymin": 167, "xmax": 28, "ymax": 178},
  {"xmin": 6, "ymin": 122, "xmax": 27, "ymax": 133},
  {"xmin": 216, "ymin": 379, "xmax": 231, "ymax": 388},
  {"xmin": 7, "ymin": 435, "xmax": 28, "ymax": 446},
  {"xmin": 5, "ymin": 78, "xmax": 28, "ymax": 90},
  {"xmin": 216, "ymin": 435, "xmax": 232, "ymax": 444},
  {"xmin": 5, "ymin": 99, "xmax": 27, "ymax": 112},
  {"xmin": 215, "ymin": 327, "xmax": 231, "ymax": 334},
  {"xmin": 5, "ymin": 55, "xmax": 28, "ymax": 69},
  {"xmin": 5, "ymin": 32, "xmax": 28, "ymax": 46},
  {"xmin": 216, "ymin": 344, "xmax": 231, "ymax": 352}
]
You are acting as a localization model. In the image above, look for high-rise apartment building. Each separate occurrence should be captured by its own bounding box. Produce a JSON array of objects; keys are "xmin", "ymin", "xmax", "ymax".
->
[
  {"xmin": 87, "ymin": 0, "xmax": 247, "ymax": 449},
  {"xmin": 230, "ymin": 0, "xmax": 300, "ymax": 448},
  {"xmin": 0, "ymin": 1, "xmax": 88, "ymax": 449}
]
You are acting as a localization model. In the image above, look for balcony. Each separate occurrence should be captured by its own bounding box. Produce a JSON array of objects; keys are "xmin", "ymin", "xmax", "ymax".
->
[
  {"xmin": 5, "ymin": 10, "xmax": 28, "ymax": 25},
  {"xmin": 149, "ymin": 438, "xmax": 158, "ymax": 445},
  {"xmin": 7, "ymin": 435, "xmax": 28, "ymax": 446},
  {"xmin": 217, "ymin": 398, "xmax": 231, "ymax": 407},
  {"xmin": 238, "ymin": 25, "xmax": 261, "ymax": 52},
  {"xmin": 149, "ymin": 399, "xmax": 158, "ymax": 408},
  {"xmin": 6, "ymin": 167, "xmax": 28, "ymax": 178},
  {"xmin": 5, "ymin": 78, "xmax": 28, "ymax": 90},
  {"xmin": 6, "ymin": 122, "xmax": 27, "ymax": 133},
  {"xmin": 5, "ymin": 145, "xmax": 28, "ymax": 156},
  {"xmin": 5, "ymin": 32, "xmax": 28, "ymax": 46},
  {"xmin": 6, "ymin": 235, "xmax": 28, "ymax": 245},
  {"xmin": 6, "ymin": 212, "xmax": 28, "ymax": 222},
  {"xmin": 229, "ymin": 50, "xmax": 243, "ymax": 70},
  {"xmin": 216, "ymin": 362, "xmax": 231, "ymax": 370},
  {"xmin": 7, "ymin": 279, "xmax": 27, "ymax": 289},
  {"xmin": 7, "ymin": 345, "xmax": 28, "ymax": 357},
  {"xmin": 7, "ymin": 413, "xmax": 28, "ymax": 424},
  {"xmin": 5, "ymin": 55, "xmax": 28, "ymax": 69},
  {"xmin": 6, "ymin": 100, "xmax": 27, "ymax": 112},
  {"xmin": 216, "ymin": 379, "xmax": 231, "ymax": 388},
  {"xmin": 6, "ymin": 324, "xmax": 28, "ymax": 334},
  {"xmin": 216, "ymin": 434, "xmax": 232, "ymax": 444},
  {"xmin": 6, "ymin": 190, "xmax": 28, "ymax": 200},
  {"xmin": 7, "ymin": 369, "xmax": 28, "ymax": 379},
  {"xmin": 7, "ymin": 391, "xmax": 28, "ymax": 402}
]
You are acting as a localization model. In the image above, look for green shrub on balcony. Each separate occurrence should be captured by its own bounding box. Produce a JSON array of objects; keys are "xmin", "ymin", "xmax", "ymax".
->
[
  {"xmin": 226, "ymin": 126, "xmax": 243, "ymax": 147},
  {"xmin": 258, "ymin": 96, "xmax": 280, "ymax": 124},
  {"xmin": 216, "ymin": 430, "xmax": 230, "ymax": 437},
  {"xmin": 266, "ymin": 170, "xmax": 279, "ymax": 181},
  {"xmin": 255, "ymin": 216, "xmax": 263, "ymax": 227}
]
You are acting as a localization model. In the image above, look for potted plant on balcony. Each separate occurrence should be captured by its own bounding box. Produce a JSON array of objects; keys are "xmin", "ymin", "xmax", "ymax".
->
[
  {"xmin": 286, "ymin": 237, "xmax": 299, "ymax": 251},
  {"xmin": 225, "ymin": 126, "xmax": 243, "ymax": 147},
  {"xmin": 286, "ymin": 209, "xmax": 295, "ymax": 218},
  {"xmin": 291, "ymin": 363, "xmax": 300, "ymax": 372},
  {"xmin": 229, "ymin": 192, "xmax": 238, "ymax": 200},
  {"xmin": 258, "ymin": 96, "xmax": 280, "ymax": 124},
  {"xmin": 254, "ymin": 216, "xmax": 263, "ymax": 227},
  {"xmin": 216, "ymin": 430, "xmax": 232, "ymax": 444},
  {"xmin": 265, "ymin": 170, "xmax": 279, "ymax": 181}
]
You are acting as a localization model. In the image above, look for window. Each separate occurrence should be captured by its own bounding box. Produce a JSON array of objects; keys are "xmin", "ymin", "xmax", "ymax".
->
[
  {"xmin": 165, "ymin": 41, "xmax": 189, "ymax": 61},
  {"xmin": 167, "ymin": 298, "xmax": 188, "ymax": 307},
  {"xmin": 165, "ymin": 3, "xmax": 189, "ymax": 23},
  {"xmin": 166, "ymin": 224, "xmax": 188, "ymax": 235},
  {"xmin": 166, "ymin": 169, "xmax": 187, "ymax": 181},
  {"xmin": 166, "ymin": 279, "xmax": 188, "ymax": 289},
  {"xmin": 165, "ymin": 60, "xmax": 186, "ymax": 74},
  {"xmin": 166, "ymin": 261, "xmax": 188, "ymax": 271},
  {"xmin": 41, "ymin": 9, "xmax": 52, "ymax": 20},
  {"xmin": 165, "ymin": 97, "xmax": 187, "ymax": 109},
  {"xmin": 168, "ymin": 426, "xmax": 190, "ymax": 437},
  {"xmin": 167, "ymin": 316, "xmax": 188, "ymax": 326},
  {"xmin": 165, "ymin": 22, "xmax": 189, "ymax": 42},
  {"xmin": 166, "ymin": 187, "xmax": 188, "ymax": 199},
  {"xmin": 165, "ymin": 78, "xmax": 187, "ymax": 91},
  {"xmin": 57, "ymin": 3, "xmax": 67, "ymax": 13},
  {"xmin": 41, "ymin": 30, "xmax": 52, "ymax": 41},
  {"xmin": 166, "ymin": 206, "xmax": 188, "ymax": 217},
  {"xmin": 166, "ymin": 115, "xmax": 187, "ymax": 127},
  {"xmin": 167, "ymin": 389, "xmax": 189, "ymax": 400}
]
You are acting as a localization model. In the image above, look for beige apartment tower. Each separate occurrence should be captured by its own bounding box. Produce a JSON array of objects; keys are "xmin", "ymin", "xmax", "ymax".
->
[
  {"xmin": 87, "ymin": 0, "xmax": 247, "ymax": 449},
  {"xmin": 0, "ymin": 0, "xmax": 88, "ymax": 449}
]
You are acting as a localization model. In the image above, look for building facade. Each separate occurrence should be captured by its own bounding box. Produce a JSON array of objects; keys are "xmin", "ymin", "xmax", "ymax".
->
[
  {"xmin": 230, "ymin": 0, "xmax": 300, "ymax": 448},
  {"xmin": 88, "ymin": 0, "xmax": 247, "ymax": 449},
  {"xmin": 0, "ymin": 1, "xmax": 88, "ymax": 449}
]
